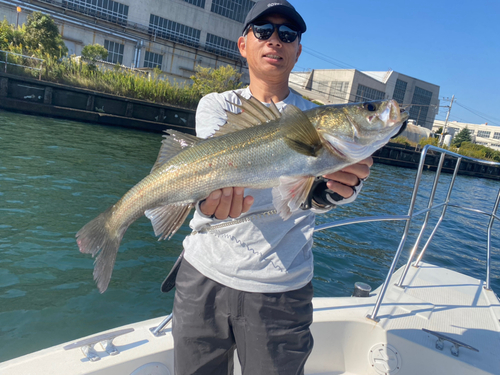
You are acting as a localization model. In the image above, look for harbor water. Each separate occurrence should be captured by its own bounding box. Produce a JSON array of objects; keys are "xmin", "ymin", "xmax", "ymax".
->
[{"xmin": 1, "ymin": 109, "xmax": 499, "ymax": 362}]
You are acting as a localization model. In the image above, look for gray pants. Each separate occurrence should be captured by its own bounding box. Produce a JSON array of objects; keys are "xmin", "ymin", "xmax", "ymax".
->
[{"xmin": 172, "ymin": 259, "xmax": 314, "ymax": 375}]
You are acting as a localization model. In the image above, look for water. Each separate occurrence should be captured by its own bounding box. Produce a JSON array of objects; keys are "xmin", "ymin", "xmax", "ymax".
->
[{"xmin": 1, "ymin": 110, "xmax": 499, "ymax": 362}]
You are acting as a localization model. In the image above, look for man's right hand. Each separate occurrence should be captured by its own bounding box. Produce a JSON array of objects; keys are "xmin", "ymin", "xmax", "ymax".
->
[{"xmin": 200, "ymin": 187, "xmax": 254, "ymax": 220}]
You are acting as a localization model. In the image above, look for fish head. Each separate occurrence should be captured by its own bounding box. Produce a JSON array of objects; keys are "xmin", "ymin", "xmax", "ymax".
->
[{"xmin": 310, "ymin": 100, "xmax": 409, "ymax": 161}]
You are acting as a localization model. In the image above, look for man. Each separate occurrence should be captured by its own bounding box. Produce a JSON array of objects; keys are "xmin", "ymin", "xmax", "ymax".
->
[{"xmin": 170, "ymin": 1, "xmax": 372, "ymax": 374}]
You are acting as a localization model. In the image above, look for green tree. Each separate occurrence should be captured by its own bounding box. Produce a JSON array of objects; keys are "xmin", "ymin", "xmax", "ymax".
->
[
  {"xmin": 81, "ymin": 44, "xmax": 108, "ymax": 63},
  {"xmin": 0, "ymin": 18, "xmax": 13, "ymax": 50},
  {"xmin": 0, "ymin": 18, "xmax": 24, "ymax": 50},
  {"xmin": 190, "ymin": 65, "xmax": 243, "ymax": 96},
  {"xmin": 435, "ymin": 126, "xmax": 443, "ymax": 134},
  {"xmin": 23, "ymin": 12, "xmax": 68, "ymax": 57},
  {"xmin": 451, "ymin": 127, "xmax": 473, "ymax": 148}
]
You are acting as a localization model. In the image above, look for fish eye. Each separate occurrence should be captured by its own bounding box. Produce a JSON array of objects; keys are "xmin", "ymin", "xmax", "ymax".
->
[{"xmin": 363, "ymin": 102, "xmax": 377, "ymax": 112}]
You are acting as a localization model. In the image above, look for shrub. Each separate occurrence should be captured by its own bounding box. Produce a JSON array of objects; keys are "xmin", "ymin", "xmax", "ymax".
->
[
  {"xmin": 391, "ymin": 136, "xmax": 415, "ymax": 147},
  {"xmin": 419, "ymin": 137, "xmax": 439, "ymax": 147},
  {"xmin": 81, "ymin": 44, "xmax": 108, "ymax": 65},
  {"xmin": 190, "ymin": 65, "xmax": 243, "ymax": 96}
]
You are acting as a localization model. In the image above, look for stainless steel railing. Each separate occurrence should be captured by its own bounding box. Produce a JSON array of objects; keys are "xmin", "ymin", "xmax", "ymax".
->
[
  {"xmin": 314, "ymin": 145, "xmax": 500, "ymax": 322},
  {"xmin": 0, "ymin": 50, "xmax": 44, "ymax": 79}
]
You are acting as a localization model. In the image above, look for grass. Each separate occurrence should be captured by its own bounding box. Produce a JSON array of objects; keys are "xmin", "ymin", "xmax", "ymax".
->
[{"xmin": 39, "ymin": 57, "xmax": 202, "ymax": 109}]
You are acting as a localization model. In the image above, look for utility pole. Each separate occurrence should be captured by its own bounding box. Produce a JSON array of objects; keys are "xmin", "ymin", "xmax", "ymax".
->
[{"xmin": 440, "ymin": 95, "xmax": 455, "ymax": 145}]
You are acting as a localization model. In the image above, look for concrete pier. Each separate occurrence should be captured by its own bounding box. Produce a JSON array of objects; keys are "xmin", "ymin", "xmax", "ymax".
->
[{"xmin": 0, "ymin": 72, "xmax": 196, "ymax": 135}]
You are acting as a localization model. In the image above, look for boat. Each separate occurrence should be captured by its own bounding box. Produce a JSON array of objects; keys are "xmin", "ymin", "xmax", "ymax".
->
[{"xmin": 1, "ymin": 145, "xmax": 499, "ymax": 375}]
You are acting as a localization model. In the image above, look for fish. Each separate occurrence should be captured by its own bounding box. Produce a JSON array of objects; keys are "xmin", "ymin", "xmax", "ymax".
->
[{"xmin": 76, "ymin": 93, "xmax": 408, "ymax": 292}]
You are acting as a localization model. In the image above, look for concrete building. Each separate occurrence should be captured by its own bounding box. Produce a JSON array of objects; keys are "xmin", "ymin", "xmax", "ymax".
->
[
  {"xmin": 290, "ymin": 69, "xmax": 440, "ymax": 130},
  {"xmin": 432, "ymin": 120, "xmax": 500, "ymax": 150},
  {"xmin": 1, "ymin": 0, "xmax": 254, "ymax": 84}
]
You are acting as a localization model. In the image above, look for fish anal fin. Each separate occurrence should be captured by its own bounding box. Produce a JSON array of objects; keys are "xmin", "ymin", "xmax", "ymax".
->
[
  {"xmin": 145, "ymin": 203, "xmax": 195, "ymax": 240},
  {"xmin": 282, "ymin": 105, "xmax": 323, "ymax": 157},
  {"xmin": 151, "ymin": 130, "xmax": 202, "ymax": 173},
  {"xmin": 272, "ymin": 176, "xmax": 316, "ymax": 220}
]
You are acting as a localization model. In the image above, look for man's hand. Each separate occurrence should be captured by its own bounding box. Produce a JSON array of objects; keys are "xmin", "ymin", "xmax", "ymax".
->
[
  {"xmin": 323, "ymin": 157, "xmax": 373, "ymax": 199},
  {"xmin": 200, "ymin": 187, "xmax": 254, "ymax": 220}
]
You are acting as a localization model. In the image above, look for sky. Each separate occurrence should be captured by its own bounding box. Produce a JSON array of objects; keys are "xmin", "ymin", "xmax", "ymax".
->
[{"xmin": 288, "ymin": 0, "xmax": 500, "ymax": 126}]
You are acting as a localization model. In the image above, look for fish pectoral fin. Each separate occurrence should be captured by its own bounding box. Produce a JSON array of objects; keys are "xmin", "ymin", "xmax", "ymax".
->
[
  {"xmin": 145, "ymin": 203, "xmax": 195, "ymax": 240},
  {"xmin": 151, "ymin": 130, "xmax": 203, "ymax": 173},
  {"xmin": 281, "ymin": 105, "xmax": 323, "ymax": 157},
  {"xmin": 214, "ymin": 92, "xmax": 281, "ymax": 137},
  {"xmin": 272, "ymin": 176, "xmax": 316, "ymax": 220}
]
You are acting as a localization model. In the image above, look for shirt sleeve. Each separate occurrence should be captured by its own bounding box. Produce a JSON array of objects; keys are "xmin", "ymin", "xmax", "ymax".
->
[{"xmin": 195, "ymin": 93, "xmax": 229, "ymax": 139}]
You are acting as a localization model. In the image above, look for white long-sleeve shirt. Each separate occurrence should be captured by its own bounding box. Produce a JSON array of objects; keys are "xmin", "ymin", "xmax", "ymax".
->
[{"xmin": 182, "ymin": 87, "xmax": 360, "ymax": 293}]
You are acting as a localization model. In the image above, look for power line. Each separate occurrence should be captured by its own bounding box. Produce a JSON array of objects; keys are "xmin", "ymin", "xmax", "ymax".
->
[
  {"xmin": 301, "ymin": 46, "xmax": 357, "ymax": 70},
  {"xmin": 453, "ymin": 101, "xmax": 500, "ymax": 126},
  {"xmin": 298, "ymin": 46, "xmax": 500, "ymax": 127}
]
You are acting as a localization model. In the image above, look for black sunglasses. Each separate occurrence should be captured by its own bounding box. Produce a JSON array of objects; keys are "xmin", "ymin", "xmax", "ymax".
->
[{"xmin": 246, "ymin": 22, "xmax": 301, "ymax": 43}]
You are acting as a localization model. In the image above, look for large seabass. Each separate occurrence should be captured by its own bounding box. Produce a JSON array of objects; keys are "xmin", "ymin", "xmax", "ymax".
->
[{"xmin": 77, "ymin": 94, "xmax": 408, "ymax": 292}]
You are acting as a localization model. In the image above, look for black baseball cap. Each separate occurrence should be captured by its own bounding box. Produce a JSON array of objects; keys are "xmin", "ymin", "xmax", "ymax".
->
[{"xmin": 242, "ymin": 0, "xmax": 307, "ymax": 34}]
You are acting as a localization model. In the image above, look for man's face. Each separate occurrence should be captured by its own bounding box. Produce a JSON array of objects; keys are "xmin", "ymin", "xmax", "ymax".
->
[{"xmin": 238, "ymin": 14, "xmax": 302, "ymax": 82}]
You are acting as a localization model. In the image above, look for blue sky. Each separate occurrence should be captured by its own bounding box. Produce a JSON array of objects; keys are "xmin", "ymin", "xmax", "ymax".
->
[{"xmin": 289, "ymin": 0, "xmax": 500, "ymax": 126}]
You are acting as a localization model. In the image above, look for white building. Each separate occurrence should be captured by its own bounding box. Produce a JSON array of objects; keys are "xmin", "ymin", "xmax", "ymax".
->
[
  {"xmin": 290, "ymin": 69, "xmax": 440, "ymax": 130},
  {"xmin": 1, "ymin": 0, "xmax": 254, "ymax": 84},
  {"xmin": 432, "ymin": 120, "xmax": 500, "ymax": 150}
]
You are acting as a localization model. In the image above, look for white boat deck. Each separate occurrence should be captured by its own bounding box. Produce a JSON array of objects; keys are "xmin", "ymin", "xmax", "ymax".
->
[
  {"xmin": 2, "ymin": 262, "xmax": 499, "ymax": 375},
  {"xmin": 306, "ymin": 262, "xmax": 500, "ymax": 375}
]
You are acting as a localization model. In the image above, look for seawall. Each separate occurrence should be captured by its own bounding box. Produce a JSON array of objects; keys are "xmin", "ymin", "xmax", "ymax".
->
[
  {"xmin": 373, "ymin": 143, "xmax": 500, "ymax": 181},
  {"xmin": 0, "ymin": 72, "xmax": 196, "ymax": 135}
]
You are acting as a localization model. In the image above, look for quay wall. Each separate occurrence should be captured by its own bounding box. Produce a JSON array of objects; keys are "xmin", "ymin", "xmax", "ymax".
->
[
  {"xmin": 373, "ymin": 143, "xmax": 500, "ymax": 181},
  {"xmin": 0, "ymin": 72, "xmax": 196, "ymax": 135}
]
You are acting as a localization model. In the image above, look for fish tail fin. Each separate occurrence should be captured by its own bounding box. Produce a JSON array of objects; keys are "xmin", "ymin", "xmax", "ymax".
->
[{"xmin": 76, "ymin": 207, "xmax": 128, "ymax": 293}]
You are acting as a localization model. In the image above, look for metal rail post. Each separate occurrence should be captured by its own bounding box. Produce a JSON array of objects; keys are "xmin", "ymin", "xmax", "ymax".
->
[
  {"xmin": 397, "ymin": 152, "xmax": 446, "ymax": 287},
  {"xmin": 486, "ymin": 190, "xmax": 500, "ymax": 290}
]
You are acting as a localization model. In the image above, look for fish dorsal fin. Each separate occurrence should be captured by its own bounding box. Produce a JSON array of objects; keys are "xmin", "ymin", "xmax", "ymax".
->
[
  {"xmin": 281, "ymin": 105, "xmax": 323, "ymax": 157},
  {"xmin": 213, "ymin": 92, "xmax": 281, "ymax": 137},
  {"xmin": 151, "ymin": 130, "xmax": 202, "ymax": 173},
  {"xmin": 145, "ymin": 203, "xmax": 195, "ymax": 240},
  {"xmin": 272, "ymin": 176, "xmax": 316, "ymax": 220}
]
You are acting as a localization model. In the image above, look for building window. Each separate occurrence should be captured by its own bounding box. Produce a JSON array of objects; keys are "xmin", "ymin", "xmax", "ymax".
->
[
  {"xmin": 104, "ymin": 40, "xmax": 124, "ymax": 64},
  {"xmin": 409, "ymin": 86, "xmax": 432, "ymax": 126},
  {"xmin": 393, "ymin": 79, "xmax": 407, "ymax": 104},
  {"xmin": 329, "ymin": 81, "xmax": 350, "ymax": 102},
  {"xmin": 211, "ymin": 0, "xmax": 255, "ymax": 23},
  {"xmin": 477, "ymin": 130, "xmax": 491, "ymax": 138},
  {"xmin": 149, "ymin": 14, "xmax": 201, "ymax": 48},
  {"xmin": 493, "ymin": 132, "xmax": 500, "ymax": 140},
  {"xmin": 205, "ymin": 33, "xmax": 240, "ymax": 60},
  {"xmin": 184, "ymin": 0, "xmax": 205, "ymax": 7},
  {"xmin": 310, "ymin": 81, "xmax": 349, "ymax": 102},
  {"xmin": 355, "ymin": 84, "xmax": 385, "ymax": 102},
  {"xmin": 144, "ymin": 51, "xmax": 163, "ymax": 69},
  {"xmin": 62, "ymin": 0, "xmax": 129, "ymax": 25}
]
